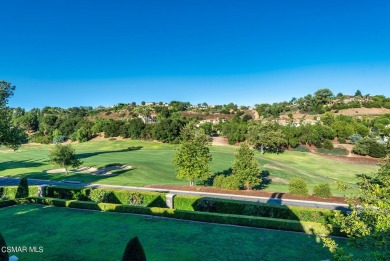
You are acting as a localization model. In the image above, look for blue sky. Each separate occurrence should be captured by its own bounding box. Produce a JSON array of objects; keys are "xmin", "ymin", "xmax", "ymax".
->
[{"xmin": 1, "ymin": 1, "xmax": 389, "ymax": 109}]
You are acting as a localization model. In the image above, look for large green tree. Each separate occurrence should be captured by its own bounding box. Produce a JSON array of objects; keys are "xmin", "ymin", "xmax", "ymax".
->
[
  {"xmin": 0, "ymin": 81, "xmax": 27, "ymax": 150},
  {"xmin": 173, "ymin": 125, "xmax": 212, "ymax": 186},
  {"xmin": 323, "ymin": 157, "xmax": 390, "ymax": 260},
  {"xmin": 49, "ymin": 144, "xmax": 82, "ymax": 174},
  {"xmin": 232, "ymin": 143, "xmax": 261, "ymax": 190},
  {"xmin": 247, "ymin": 121, "xmax": 286, "ymax": 154}
]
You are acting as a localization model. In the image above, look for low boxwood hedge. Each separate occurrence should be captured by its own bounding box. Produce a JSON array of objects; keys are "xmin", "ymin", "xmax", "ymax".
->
[
  {"xmin": 173, "ymin": 195, "xmax": 338, "ymax": 224},
  {"xmin": 26, "ymin": 196, "xmax": 342, "ymax": 236},
  {"xmin": 0, "ymin": 186, "xmax": 39, "ymax": 199},
  {"xmin": 43, "ymin": 186, "xmax": 167, "ymax": 207},
  {"xmin": 0, "ymin": 200, "xmax": 16, "ymax": 208}
]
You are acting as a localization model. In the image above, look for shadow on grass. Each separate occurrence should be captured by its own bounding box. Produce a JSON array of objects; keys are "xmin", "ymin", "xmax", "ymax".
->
[
  {"xmin": 76, "ymin": 146, "xmax": 143, "ymax": 160},
  {"xmin": 14, "ymin": 168, "xmax": 135, "ymax": 185},
  {"xmin": 0, "ymin": 160, "xmax": 45, "ymax": 171}
]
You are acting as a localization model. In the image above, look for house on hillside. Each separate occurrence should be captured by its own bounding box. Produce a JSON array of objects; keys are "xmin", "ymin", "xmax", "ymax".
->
[
  {"xmin": 196, "ymin": 117, "xmax": 226, "ymax": 127},
  {"xmin": 139, "ymin": 114, "xmax": 158, "ymax": 123}
]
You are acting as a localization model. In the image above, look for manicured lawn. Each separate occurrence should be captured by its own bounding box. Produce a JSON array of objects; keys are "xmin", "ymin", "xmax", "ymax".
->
[
  {"xmin": 0, "ymin": 140, "xmax": 377, "ymax": 195},
  {"xmin": 0, "ymin": 204, "xmax": 355, "ymax": 260}
]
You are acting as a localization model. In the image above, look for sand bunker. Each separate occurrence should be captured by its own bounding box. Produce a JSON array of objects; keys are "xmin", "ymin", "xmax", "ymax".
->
[{"xmin": 46, "ymin": 165, "xmax": 131, "ymax": 176}]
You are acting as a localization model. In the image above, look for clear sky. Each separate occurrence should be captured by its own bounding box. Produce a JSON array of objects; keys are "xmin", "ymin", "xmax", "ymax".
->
[{"xmin": 1, "ymin": 0, "xmax": 389, "ymax": 109}]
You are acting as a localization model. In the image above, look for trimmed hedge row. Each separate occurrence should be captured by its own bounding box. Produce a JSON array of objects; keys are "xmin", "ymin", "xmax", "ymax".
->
[
  {"xmin": 0, "ymin": 200, "xmax": 16, "ymax": 208},
  {"xmin": 173, "ymin": 195, "xmax": 338, "ymax": 224},
  {"xmin": 45, "ymin": 186, "xmax": 167, "ymax": 208},
  {"xmin": 27, "ymin": 197, "xmax": 341, "ymax": 236},
  {"xmin": 0, "ymin": 186, "xmax": 39, "ymax": 199}
]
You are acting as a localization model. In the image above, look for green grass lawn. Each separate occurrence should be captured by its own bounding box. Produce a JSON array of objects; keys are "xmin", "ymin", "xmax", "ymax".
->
[
  {"xmin": 0, "ymin": 204, "xmax": 356, "ymax": 260},
  {"xmin": 0, "ymin": 140, "xmax": 377, "ymax": 195}
]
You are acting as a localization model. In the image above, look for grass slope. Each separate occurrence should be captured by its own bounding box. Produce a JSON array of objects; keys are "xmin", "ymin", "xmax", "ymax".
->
[
  {"xmin": 0, "ymin": 140, "xmax": 377, "ymax": 195},
  {"xmin": 0, "ymin": 204, "xmax": 355, "ymax": 260}
]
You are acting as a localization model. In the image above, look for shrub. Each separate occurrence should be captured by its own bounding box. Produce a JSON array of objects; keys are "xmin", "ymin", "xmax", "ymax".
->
[
  {"xmin": 316, "ymin": 147, "xmax": 349, "ymax": 156},
  {"xmin": 30, "ymin": 134, "xmax": 52, "ymax": 144},
  {"xmin": 46, "ymin": 186, "xmax": 90, "ymax": 201},
  {"xmin": 53, "ymin": 135, "xmax": 68, "ymax": 144},
  {"xmin": 89, "ymin": 189, "xmax": 116, "ymax": 203},
  {"xmin": 368, "ymin": 142, "xmax": 388, "ymax": 158},
  {"xmin": 353, "ymin": 138, "xmax": 388, "ymax": 158},
  {"xmin": 44, "ymin": 186, "xmax": 166, "ymax": 207},
  {"xmin": 338, "ymin": 137, "xmax": 346, "ymax": 144},
  {"xmin": 288, "ymin": 178, "xmax": 308, "ymax": 196},
  {"xmin": 323, "ymin": 140, "xmax": 334, "ymax": 150},
  {"xmin": 15, "ymin": 177, "xmax": 29, "ymax": 198},
  {"xmin": 313, "ymin": 183, "xmax": 332, "ymax": 198},
  {"xmin": 0, "ymin": 186, "xmax": 39, "ymax": 199},
  {"xmin": 349, "ymin": 134, "xmax": 362, "ymax": 144},
  {"xmin": 291, "ymin": 145, "xmax": 310, "ymax": 152},
  {"xmin": 122, "ymin": 237, "xmax": 146, "ymax": 261},
  {"xmin": 352, "ymin": 143, "xmax": 368, "ymax": 156},
  {"xmin": 0, "ymin": 200, "xmax": 16, "ymax": 208},
  {"xmin": 172, "ymin": 195, "xmax": 337, "ymax": 224},
  {"xmin": 213, "ymin": 175, "xmax": 240, "ymax": 190}
]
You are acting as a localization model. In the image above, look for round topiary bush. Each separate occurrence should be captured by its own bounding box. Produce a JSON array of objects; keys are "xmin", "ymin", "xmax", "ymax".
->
[
  {"xmin": 313, "ymin": 183, "xmax": 332, "ymax": 198},
  {"xmin": 288, "ymin": 178, "xmax": 308, "ymax": 196}
]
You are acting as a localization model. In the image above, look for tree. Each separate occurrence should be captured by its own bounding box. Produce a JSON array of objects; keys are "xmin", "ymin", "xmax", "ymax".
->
[
  {"xmin": 355, "ymin": 90, "xmax": 362, "ymax": 97},
  {"xmin": 200, "ymin": 122, "xmax": 213, "ymax": 135},
  {"xmin": 122, "ymin": 236, "xmax": 146, "ymax": 261},
  {"xmin": 152, "ymin": 118, "xmax": 185, "ymax": 143},
  {"xmin": 15, "ymin": 177, "xmax": 29, "ymax": 198},
  {"xmin": 314, "ymin": 88, "xmax": 334, "ymax": 105},
  {"xmin": 247, "ymin": 121, "xmax": 286, "ymax": 154},
  {"xmin": 173, "ymin": 125, "xmax": 212, "ymax": 186},
  {"xmin": 0, "ymin": 81, "xmax": 27, "ymax": 150},
  {"xmin": 232, "ymin": 143, "xmax": 261, "ymax": 190},
  {"xmin": 49, "ymin": 144, "xmax": 82, "ymax": 174},
  {"xmin": 323, "ymin": 157, "xmax": 390, "ymax": 260}
]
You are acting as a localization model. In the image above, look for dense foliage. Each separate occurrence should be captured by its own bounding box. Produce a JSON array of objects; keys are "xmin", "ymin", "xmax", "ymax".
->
[
  {"xmin": 48, "ymin": 144, "xmax": 82, "ymax": 174},
  {"xmin": 323, "ymin": 157, "xmax": 390, "ymax": 260},
  {"xmin": 312, "ymin": 183, "xmax": 332, "ymax": 198},
  {"xmin": 3, "ymin": 87, "xmax": 389, "ymax": 160},
  {"xmin": 173, "ymin": 125, "xmax": 212, "ymax": 186},
  {"xmin": 288, "ymin": 178, "xmax": 309, "ymax": 196},
  {"xmin": 0, "ymin": 81, "xmax": 27, "ymax": 150},
  {"xmin": 231, "ymin": 143, "xmax": 261, "ymax": 190}
]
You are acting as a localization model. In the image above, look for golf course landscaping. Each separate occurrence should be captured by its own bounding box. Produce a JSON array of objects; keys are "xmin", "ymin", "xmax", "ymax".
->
[
  {"xmin": 0, "ymin": 139, "xmax": 377, "ymax": 196},
  {"xmin": 0, "ymin": 204, "xmax": 359, "ymax": 260}
]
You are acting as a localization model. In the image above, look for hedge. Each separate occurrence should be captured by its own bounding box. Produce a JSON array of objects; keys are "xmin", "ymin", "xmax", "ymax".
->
[
  {"xmin": 0, "ymin": 186, "xmax": 39, "ymax": 200},
  {"xmin": 26, "ymin": 197, "xmax": 341, "ymax": 236},
  {"xmin": 173, "ymin": 195, "xmax": 338, "ymax": 224},
  {"xmin": 0, "ymin": 200, "xmax": 16, "ymax": 208},
  {"xmin": 44, "ymin": 186, "xmax": 167, "ymax": 207}
]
